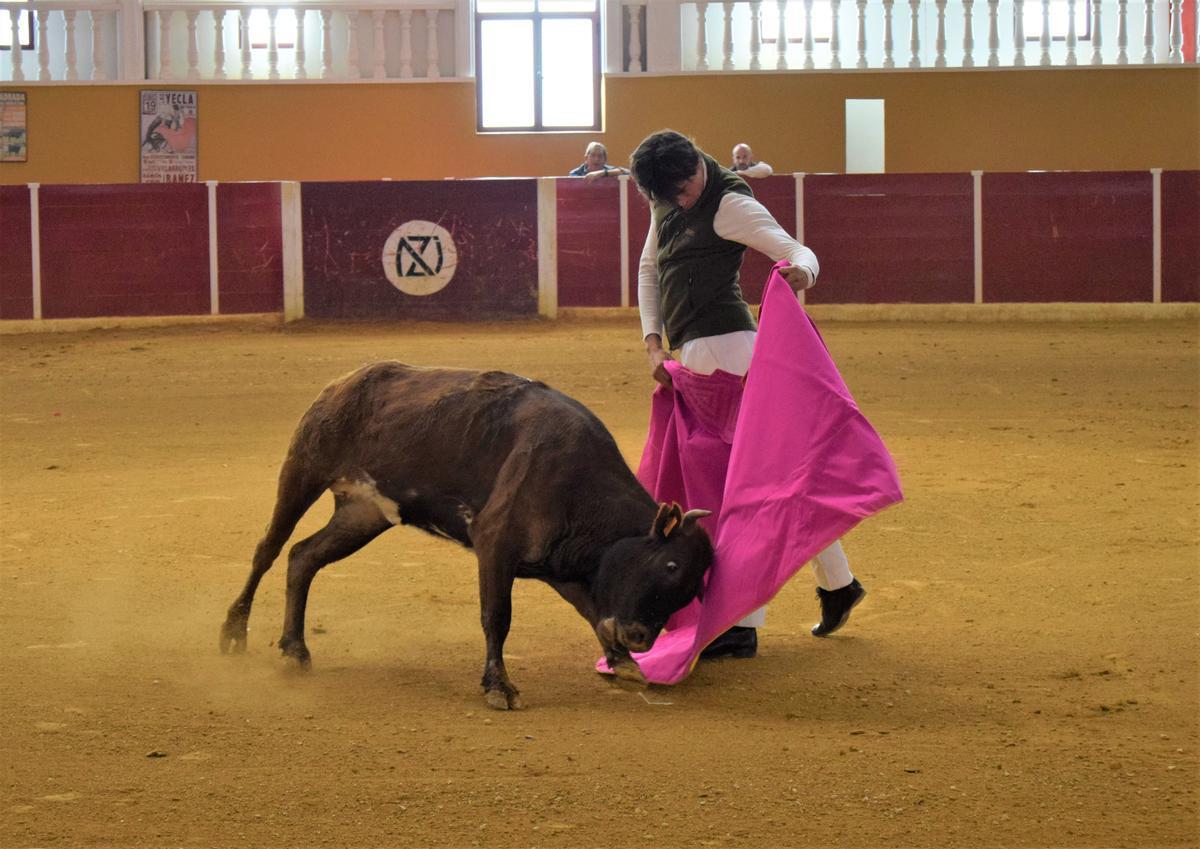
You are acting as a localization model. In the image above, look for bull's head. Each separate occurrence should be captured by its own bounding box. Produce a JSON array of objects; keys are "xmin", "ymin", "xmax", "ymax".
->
[{"xmin": 591, "ymin": 502, "xmax": 713, "ymax": 670}]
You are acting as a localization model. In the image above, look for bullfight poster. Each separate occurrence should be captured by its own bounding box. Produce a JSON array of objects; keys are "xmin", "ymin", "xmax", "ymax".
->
[
  {"xmin": 139, "ymin": 90, "xmax": 198, "ymax": 182},
  {"xmin": 0, "ymin": 91, "xmax": 27, "ymax": 162}
]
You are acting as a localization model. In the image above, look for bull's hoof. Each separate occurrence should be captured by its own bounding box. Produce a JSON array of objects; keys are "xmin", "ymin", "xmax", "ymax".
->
[
  {"xmin": 279, "ymin": 638, "xmax": 312, "ymax": 671},
  {"xmin": 610, "ymin": 657, "xmax": 648, "ymax": 690},
  {"xmin": 219, "ymin": 618, "xmax": 247, "ymax": 655},
  {"xmin": 484, "ymin": 688, "xmax": 524, "ymax": 711}
]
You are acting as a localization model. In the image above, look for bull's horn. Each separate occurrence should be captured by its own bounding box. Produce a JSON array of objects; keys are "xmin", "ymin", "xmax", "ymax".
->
[{"xmin": 682, "ymin": 508, "xmax": 712, "ymax": 524}]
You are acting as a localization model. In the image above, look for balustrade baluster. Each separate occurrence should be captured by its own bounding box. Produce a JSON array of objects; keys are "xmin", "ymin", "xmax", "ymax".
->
[
  {"xmin": 962, "ymin": 0, "xmax": 975, "ymax": 67},
  {"xmin": 934, "ymin": 0, "xmax": 946, "ymax": 66},
  {"xmin": 1013, "ymin": 0, "xmax": 1025, "ymax": 65},
  {"xmin": 37, "ymin": 13, "xmax": 50, "ymax": 79},
  {"xmin": 89, "ymin": 11, "xmax": 106, "ymax": 80},
  {"xmin": 321, "ymin": 9, "xmax": 333, "ymax": 78},
  {"xmin": 829, "ymin": 0, "xmax": 842, "ymax": 67},
  {"xmin": 855, "ymin": 0, "xmax": 868, "ymax": 67},
  {"xmin": 748, "ymin": 1, "xmax": 762, "ymax": 69},
  {"xmin": 426, "ymin": 9, "xmax": 440, "ymax": 77},
  {"xmin": 267, "ymin": 8, "xmax": 280, "ymax": 78},
  {"xmin": 158, "ymin": 9, "xmax": 173, "ymax": 78},
  {"xmin": 1065, "ymin": 0, "xmax": 1077, "ymax": 64},
  {"xmin": 347, "ymin": 10, "xmax": 362, "ymax": 78},
  {"xmin": 187, "ymin": 10, "xmax": 200, "ymax": 78},
  {"xmin": 239, "ymin": 9, "xmax": 251, "ymax": 78},
  {"xmin": 802, "ymin": 0, "xmax": 814, "ymax": 68},
  {"xmin": 987, "ymin": 0, "xmax": 999, "ymax": 65},
  {"xmin": 907, "ymin": 0, "xmax": 920, "ymax": 66},
  {"xmin": 1116, "ymin": 0, "xmax": 1127, "ymax": 63},
  {"xmin": 722, "ymin": 1, "xmax": 733, "ymax": 69},
  {"xmin": 1167, "ymin": 0, "xmax": 1181, "ymax": 61},
  {"xmin": 627, "ymin": 4, "xmax": 644, "ymax": 71},
  {"xmin": 213, "ymin": 9, "xmax": 227, "ymax": 79},
  {"xmin": 399, "ymin": 9, "xmax": 413, "ymax": 77},
  {"xmin": 295, "ymin": 9, "xmax": 307, "ymax": 78},
  {"xmin": 882, "ymin": 0, "xmax": 895, "ymax": 67},
  {"xmin": 9, "ymin": 13, "xmax": 24, "ymax": 80},
  {"xmin": 775, "ymin": 0, "xmax": 787, "ymax": 68},
  {"xmin": 1090, "ymin": 0, "xmax": 1103, "ymax": 62},
  {"xmin": 1039, "ymin": 0, "xmax": 1050, "ymax": 64},
  {"xmin": 371, "ymin": 10, "xmax": 386, "ymax": 78},
  {"xmin": 63, "ymin": 10, "xmax": 78, "ymax": 79},
  {"xmin": 1142, "ymin": 0, "xmax": 1154, "ymax": 61},
  {"xmin": 695, "ymin": 1, "xmax": 709, "ymax": 70}
]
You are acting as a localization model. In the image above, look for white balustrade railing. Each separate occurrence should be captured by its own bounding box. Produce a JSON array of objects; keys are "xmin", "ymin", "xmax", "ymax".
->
[
  {"xmin": 0, "ymin": 0, "xmax": 460, "ymax": 80},
  {"xmin": 1, "ymin": 1, "xmax": 122, "ymax": 81},
  {"xmin": 640, "ymin": 0, "xmax": 1195, "ymax": 70},
  {"xmin": 1, "ymin": 0, "xmax": 1194, "ymax": 81},
  {"xmin": 142, "ymin": 0, "xmax": 456, "ymax": 80}
]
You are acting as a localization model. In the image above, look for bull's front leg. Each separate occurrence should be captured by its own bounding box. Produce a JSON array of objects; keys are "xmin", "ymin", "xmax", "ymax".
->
[{"xmin": 476, "ymin": 551, "xmax": 523, "ymax": 711}]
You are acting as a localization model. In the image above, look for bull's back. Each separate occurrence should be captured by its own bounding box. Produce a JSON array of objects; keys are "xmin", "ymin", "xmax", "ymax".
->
[{"xmin": 296, "ymin": 362, "xmax": 631, "ymax": 519}]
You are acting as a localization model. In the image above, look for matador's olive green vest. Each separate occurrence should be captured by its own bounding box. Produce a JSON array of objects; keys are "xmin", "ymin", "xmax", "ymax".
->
[{"xmin": 652, "ymin": 154, "xmax": 757, "ymax": 349}]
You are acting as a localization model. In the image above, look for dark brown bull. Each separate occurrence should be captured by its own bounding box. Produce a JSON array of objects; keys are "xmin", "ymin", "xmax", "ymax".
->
[{"xmin": 219, "ymin": 362, "xmax": 713, "ymax": 709}]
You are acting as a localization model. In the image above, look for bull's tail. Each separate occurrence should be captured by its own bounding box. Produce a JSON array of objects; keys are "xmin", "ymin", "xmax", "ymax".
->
[{"xmin": 219, "ymin": 446, "xmax": 329, "ymax": 654}]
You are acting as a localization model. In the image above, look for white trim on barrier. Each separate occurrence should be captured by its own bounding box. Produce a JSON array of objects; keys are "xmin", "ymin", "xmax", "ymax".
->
[
  {"xmin": 619, "ymin": 174, "xmax": 630, "ymax": 309},
  {"xmin": 1151, "ymin": 168, "xmax": 1162, "ymax": 304},
  {"xmin": 537, "ymin": 177, "xmax": 558, "ymax": 319},
  {"xmin": 207, "ymin": 180, "xmax": 220, "ymax": 315},
  {"xmin": 794, "ymin": 171, "xmax": 806, "ymax": 307},
  {"xmin": 972, "ymin": 170, "xmax": 984, "ymax": 304},
  {"xmin": 29, "ymin": 183, "xmax": 42, "ymax": 321},
  {"xmin": 280, "ymin": 181, "xmax": 305, "ymax": 322}
]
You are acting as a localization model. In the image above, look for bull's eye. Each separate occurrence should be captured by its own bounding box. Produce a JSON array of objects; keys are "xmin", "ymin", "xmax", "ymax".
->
[{"xmin": 667, "ymin": 560, "xmax": 679, "ymax": 572}]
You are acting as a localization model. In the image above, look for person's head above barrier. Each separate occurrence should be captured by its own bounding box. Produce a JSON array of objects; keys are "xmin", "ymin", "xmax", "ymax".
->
[
  {"xmin": 585, "ymin": 141, "xmax": 608, "ymax": 171},
  {"xmin": 731, "ymin": 143, "xmax": 754, "ymax": 171},
  {"xmin": 630, "ymin": 130, "xmax": 705, "ymax": 208}
]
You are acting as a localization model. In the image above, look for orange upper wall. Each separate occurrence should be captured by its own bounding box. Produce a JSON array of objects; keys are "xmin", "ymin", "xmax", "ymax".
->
[{"xmin": 1, "ymin": 66, "xmax": 1196, "ymax": 184}]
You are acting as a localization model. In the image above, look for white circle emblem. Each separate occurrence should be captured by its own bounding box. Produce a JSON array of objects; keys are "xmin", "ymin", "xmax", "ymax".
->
[{"xmin": 381, "ymin": 220, "xmax": 458, "ymax": 296}]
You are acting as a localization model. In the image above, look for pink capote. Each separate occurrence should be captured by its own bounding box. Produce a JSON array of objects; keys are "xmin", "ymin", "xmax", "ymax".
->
[{"xmin": 596, "ymin": 263, "xmax": 904, "ymax": 685}]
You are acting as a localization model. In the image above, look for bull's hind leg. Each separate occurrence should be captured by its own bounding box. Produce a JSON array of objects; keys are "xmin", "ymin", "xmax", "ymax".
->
[
  {"xmin": 278, "ymin": 495, "xmax": 393, "ymax": 669},
  {"xmin": 221, "ymin": 460, "xmax": 326, "ymax": 654},
  {"xmin": 471, "ymin": 525, "xmax": 525, "ymax": 711}
]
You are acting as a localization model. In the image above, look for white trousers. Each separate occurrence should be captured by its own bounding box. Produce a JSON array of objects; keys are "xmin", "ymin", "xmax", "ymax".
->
[{"xmin": 677, "ymin": 331, "xmax": 855, "ymax": 629}]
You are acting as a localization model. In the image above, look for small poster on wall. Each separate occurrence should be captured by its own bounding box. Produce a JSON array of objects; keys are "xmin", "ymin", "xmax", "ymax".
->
[
  {"xmin": 0, "ymin": 91, "xmax": 28, "ymax": 162},
  {"xmin": 139, "ymin": 89, "xmax": 198, "ymax": 183}
]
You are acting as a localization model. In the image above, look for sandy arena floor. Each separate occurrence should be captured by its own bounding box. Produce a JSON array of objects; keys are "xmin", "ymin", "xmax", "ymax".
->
[{"xmin": 0, "ymin": 315, "xmax": 1196, "ymax": 849}]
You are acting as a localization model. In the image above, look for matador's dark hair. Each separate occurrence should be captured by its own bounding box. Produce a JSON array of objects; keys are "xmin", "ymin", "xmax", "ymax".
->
[{"xmin": 629, "ymin": 130, "xmax": 702, "ymax": 204}]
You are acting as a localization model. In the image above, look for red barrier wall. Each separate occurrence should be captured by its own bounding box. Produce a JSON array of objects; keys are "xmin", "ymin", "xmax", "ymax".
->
[
  {"xmin": 981, "ymin": 171, "xmax": 1153, "ymax": 302},
  {"xmin": 0, "ymin": 185, "xmax": 33, "ymax": 319},
  {"xmin": 1162, "ymin": 171, "xmax": 1200, "ymax": 303},
  {"xmin": 301, "ymin": 180, "xmax": 539, "ymax": 319},
  {"xmin": 217, "ymin": 182, "xmax": 283, "ymax": 314},
  {"xmin": 38, "ymin": 184, "xmax": 211, "ymax": 318},
  {"xmin": 625, "ymin": 187, "xmax": 651, "ymax": 310},
  {"xmin": 556, "ymin": 179, "xmax": 622, "ymax": 307},
  {"xmin": 805, "ymin": 173, "xmax": 975, "ymax": 304}
]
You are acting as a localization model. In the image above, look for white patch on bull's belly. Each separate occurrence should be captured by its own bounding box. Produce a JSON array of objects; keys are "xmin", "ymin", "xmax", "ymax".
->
[{"xmin": 330, "ymin": 476, "xmax": 403, "ymax": 525}]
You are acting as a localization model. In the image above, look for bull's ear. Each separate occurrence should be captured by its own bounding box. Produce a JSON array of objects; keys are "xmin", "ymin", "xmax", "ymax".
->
[
  {"xmin": 681, "ymin": 508, "xmax": 711, "ymax": 528},
  {"xmin": 652, "ymin": 501, "xmax": 684, "ymax": 540}
]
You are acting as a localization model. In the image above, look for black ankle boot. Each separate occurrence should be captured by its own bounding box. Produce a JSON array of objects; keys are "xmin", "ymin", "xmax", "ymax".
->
[
  {"xmin": 812, "ymin": 578, "xmax": 866, "ymax": 637},
  {"xmin": 700, "ymin": 626, "xmax": 758, "ymax": 659}
]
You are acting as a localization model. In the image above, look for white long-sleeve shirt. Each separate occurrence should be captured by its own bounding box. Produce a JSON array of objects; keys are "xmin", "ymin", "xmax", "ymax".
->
[{"xmin": 638, "ymin": 191, "xmax": 819, "ymax": 341}]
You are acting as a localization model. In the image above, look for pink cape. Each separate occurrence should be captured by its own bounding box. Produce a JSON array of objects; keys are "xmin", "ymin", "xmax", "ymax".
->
[{"xmin": 597, "ymin": 263, "xmax": 904, "ymax": 685}]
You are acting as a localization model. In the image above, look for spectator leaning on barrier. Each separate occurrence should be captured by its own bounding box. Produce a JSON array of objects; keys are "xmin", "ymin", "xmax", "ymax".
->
[
  {"xmin": 569, "ymin": 142, "xmax": 630, "ymax": 183},
  {"xmin": 730, "ymin": 143, "xmax": 774, "ymax": 179},
  {"xmin": 631, "ymin": 129, "xmax": 866, "ymax": 660}
]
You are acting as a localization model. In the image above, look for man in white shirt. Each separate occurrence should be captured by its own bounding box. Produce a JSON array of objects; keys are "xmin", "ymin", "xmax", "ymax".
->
[
  {"xmin": 731, "ymin": 143, "xmax": 774, "ymax": 179},
  {"xmin": 630, "ymin": 129, "xmax": 865, "ymax": 660}
]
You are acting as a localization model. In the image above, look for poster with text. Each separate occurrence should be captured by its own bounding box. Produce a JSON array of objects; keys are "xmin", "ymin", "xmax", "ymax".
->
[
  {"xmin": 139, "ymin": 90, "xmax": 198, "ymax": 182},
  {"xmin": 1, "ymin": 91, "xmax": 27, "ymax": 162}
]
